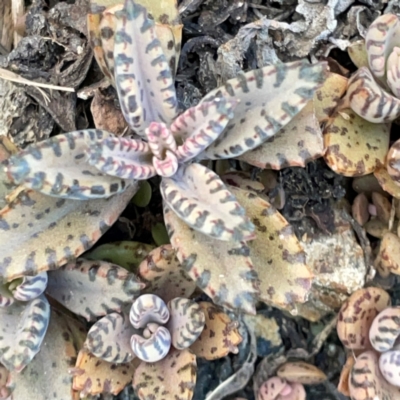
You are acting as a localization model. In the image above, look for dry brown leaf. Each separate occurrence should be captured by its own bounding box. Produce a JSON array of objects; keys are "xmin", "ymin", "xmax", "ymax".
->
[
  {"xmin": 324, "ymin": 109, "xmax": 390, "ymax": 177},
  {"xmin": 72, "ymin": 349, "xmax": 140, "ymax": 396},
  {"xmin": 337, "ymin": 355, "xmax": 354, "ymax": 396},
  {"xmin": 133, "ymin": 347, "xmax": 196, "ymax": 400},
  {"xmin": 190, "ymin": 302, "xmax": 242, "ymax": 360}
]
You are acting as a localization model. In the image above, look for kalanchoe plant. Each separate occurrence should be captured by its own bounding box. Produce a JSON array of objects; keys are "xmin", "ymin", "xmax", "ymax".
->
[
  {"xmin": 2, "ymin": 0, "xmax": 327, "ymax": 244},
  {"xmin": 336, "ymin": 287, "xmax": 400, "ymax": 399}
]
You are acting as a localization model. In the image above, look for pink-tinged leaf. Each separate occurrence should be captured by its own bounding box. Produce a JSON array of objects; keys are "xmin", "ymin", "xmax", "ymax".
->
[
  {"xmin": 114, "ymin": 0, "xmax": 178, "ymax": 136},
  {"xmin": 201, "ymin": 60, "xmax": 328, "ymax": 159},
  {"xmin": 349, "ymin": 351, "xmax": 400, "ymax": 399},
  {"xmin": 0, "ymin": 364, "xmax": 11, "ymax": 399},
  {"xmin": 72, "ymin": 348, "xmax": 140, "ymax": 396},
  {"xmin": 190, "ymin": 302, "xmax": 241, "ymax": 360},
  {"xmin": 172, "ymin": 98, "xmax": 237, "ymax": 163},
  {"xmin": 46, "ymin": 259, "xmax": 144, "ymax": 321},
  {"xmin": 324, "ymin": 108, "xmax": 390, "ymax": 177},
  {"xmin": 164, "ymin": 204, "xmax": 259, "ymax": 314},
  {"xmin": 85, "ymin": 312, "xmax": 136, "ymax": 363},
  {"xmin": 3, "ymin": 130, "xmax": 130, "ymax": 200},
  {"xmin": 0, "ymin": 295, "xmax": 50, "ymax": 372},
  {"xmin": 145, "ymin": 122, "xmax": 178, "ymax": 177},
  {"xmin": 138, "ymin": 245, "xmax": 196, "ymax": 302},
  {"xmin": 230, "ymin": 187, "xmax": 313, "ymax": 313},
  {"xmin": 161, "ymin": 163, "xmax": 255, "ymax": 241},
  {"xmin": 0, "ymin": 184, "xmax": 138, "ymax": 282},
  {"xmin": 133, "ymin": 347, "xmax": 196, "ymax": 400},
  {"xmin": 387, "ymin": 47, "xmax": 400, "ymax": 98},
  {"xmin": 365, "ymin": 14, "xmax": 400, "ymax": 78},
  {"xmin": 9, "ymin": 309, "xmax": 83, "ymax": 400},
  {"xmin": 166, "ymin": 298, "xmax": 205, "ymax": 350},
  {"xmin": 12, "ymin": 272, "xmax": 48, "ymax": 302},
  {"xmin": 387, "ymin": 139, "xmax": 400, "ymax": 186},
  {"xmin": 238, "ymin": 102, "xmax": 324, "ymax": 169},
  {"xmin": 345, "ymin": 67, "xmax": 400, "ymax": 123},
  {"xmin": 0, "ymin": 285, "xmax": 14, "ymax": 307},
  {"xmin": 88, "ymin": 136, "xmax": 156, "ymax": 180},
  {"xmin": 129, "ymin": 294, "xmax": 170, "ymax": 328}
]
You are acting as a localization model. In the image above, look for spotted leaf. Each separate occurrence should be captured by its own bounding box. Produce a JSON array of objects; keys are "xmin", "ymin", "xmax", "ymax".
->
[
  {"xmin": 114, "ymin": 0, "xmax": 179, "ymax": 136},
  {"xmin": 0, "ymin": 295, "xmax": 49, "ymax": 372},
  {"xmin": 166, "ymin": 298, "xmax": 205, "ymax": 350},
  {"xmin": 238, "ymin": 101, "xmax": 324, "ymax": 169},
  {"xmin": 374, "ymin": 165, "xmax": 400, "ymax": 199},
  {"xmin": 365, "ymin": 14, "xmax": 400, "ymax": 79},
  {"xmin": 161, "ymin": 163, "xmax": 255, "ymax": 241},
  {"xmin": 172, "ymin": 98, "xmax": 237, "ymax": 163},
  {"xmin": 9, "ymin": 309, "xmax": 82, "ymax": 400},
  {"xmin": 0, "ymin": 184, "xmax": 138, "ymax": 282},
  {"xmin": 46, "ymin": 259, "xmax": 144, "ymax": 321},
  {"xmin": 3, "ymin": 130, "xmax": 130, "ymax": 200},
  {"xmin": 190, "ymin": 302, "xmax": 242, "ymax": 360},
  {"xmin": 85, "ymin": 312, "xmax": 136, "ymax": 363},
  {"xmin": 324, "ymin": 108, "xmax": 390, "ymax": 176},
  {"xmin": 230, "ymin": 187, "xmax": 313, "ymax": 313},
  {"xmin": 0, "ymin": 135, "xmax": 18, "ymax": 209},
  {"xmin": 345, "ymin": 67, "xmax": 400, "ymax": 123},
  {"xmin": 12, "ymin": 272, "xmax": 48, "ymax": 302},
  {"xmin": 138, "ymin": 244, "xmax": 196, "ymax": 302},
  {"xmin": 200, "ymin": 60, "xmax": 328, "ymax": 159},
  {"xmin": 164, "ymin": 205, "xmax": 259, "ymax": 314},
  {"xmin": 72, "ymin": 348, "xmax": 140, "ymax": 396},
  {"xmin": 88, "ymin": 136, "xmax": 156, "ymax": 180},
  {"xmin": 133, "ymin": 347, "xmax": 196, "ymax": 400}
]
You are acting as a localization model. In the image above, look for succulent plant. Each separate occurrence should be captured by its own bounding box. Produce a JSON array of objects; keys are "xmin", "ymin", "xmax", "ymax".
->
[{"xmin": 336, "ymin": 287, "xmax": 400, "ymax": 399}]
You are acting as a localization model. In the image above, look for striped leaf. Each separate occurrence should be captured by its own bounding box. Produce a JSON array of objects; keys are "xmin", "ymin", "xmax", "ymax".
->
[
  {"xmin": 85, "ymin": 312, "xmax": 136, "ymax": 363},
  {"xmin": 46, "ymin": 259, "xmax": 144, "ymax": 321},
  {"xmin": 171, "ymin": 98, "xmax": 237, "ymax": 163},
  {"xmin": 345, "ymin": 67, "xmax": 400, "ymax": 123},
  {"xmin": 200, "ymin": 60, "xmax": 328, "ymax": 159},
  {"xmin": 166, "ymin": 298, "xmax": 205, "ymax": 350},
  {"xmin": 3, "ymin": 130, "xmax": 130, "ymax": 200},
  {"xmin": 0, "ymin": 184, "xmax": 138, "ymax": 283},
  {"xmin": 88, "ymin": 136, "xmax": 156, "ymax": 180},
  {"xmin": 114, "ymin": 0, "xmax": 178, "ymax": 136},
  {"xmin": 160, "ymin": 164, "xmax": 255, "ymax": 241},
  {"xmin": 0, "ymin": 295, "xmax": 50, "ymax": 372},
  {"xmin": 387, "ymin": 139, "xmax": 400, "ymax": 185},
  {"xmin": 164, "ymin": 204, "xmax": 259, "ymax": 314}
]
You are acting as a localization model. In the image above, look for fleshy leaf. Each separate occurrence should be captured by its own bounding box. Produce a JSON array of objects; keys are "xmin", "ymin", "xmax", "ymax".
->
[
  {"xmin": 201, "ymin": 60, "xmax": 328, "ymax": 159},
  {"xmin": 237, "ymin": 101, "xmax": 324, "ymax": 169},
  {"xmin": 88, "ymin": 1, "xmax": 122, "ymax": 81},
  {"xmin": 3, "ymin": 130, "xmax": 130, "ymax": 200},
  {"xmin": 0, "ymin": 295, "xmax": 50, "ymax": 372},
  {"xmin": 133, "ymin": 347, "xmax": 196, "ymax": 400},
  {"xmin": 164, "ymin": 204, "xmax": 259, "ymax": 314},
  {"xmin": 46, "ymin": 259, "xmax": 144, "ymax": 320},
  {"xmin": 9, "ymin": 309, "xmax": 82, "ymax": 400},
  {"xmin": 0, "ymin": 184, "xmax": 138, "ymax": 282},
  {"xmin": 167, "ymin": 298, "xmax": 205, "ymax": 350},
  {"xmin": 85, "ymin": 312, "xmax": 136, "ymax": 363},
  {"xmin": 114, "ymin": 0, "xmax": 178, "ymax": 136},
  {"xmin": 387, "ymin": 139, "xmax": 400, "ymax": 186},
  {"xmin": 72, "ymin": 348, "xmax": 140, "ymax": 396},
  {"xmin": 345, "ymin": 67, "xmax": 400, "ymax": 123},
  {"xmin": 88, "ymin": 136, "xmax": 156, "ymax": 180},
  {"xmin": 324, "ymin": 108, "xmax": 390, "ymax": 176},
  {"xmin": 365, "ymin": 14, "xmax": 400, "ymax": 78},
  {"xmin": 172, "ymin": 98, "xmax": 237, "ymax": 163},
  {"xmin": 0, "ymin": 364, "xmax": 11, "ymax": 399},
  {"xmin": 230, "ymin": 187, "xmax": 313, "ymax": 312},
  {"xmin": 138, "ymin": 245, "xmax": 196, "ymax": 302},
  {"xmin": 190, "ymin": 302, "xmax": 242, "ymax": 360},
  {"xmin": 374, "ymin": 165, "xmax": 400, "ymax": 198},
  {"xmin": 387, "ymin": 47, "xmax": 400, "ymax": 98},
  {"xmin": 348, "ymin": 40, "xmax": 369, "ymax": 69},
  {"xmin": 84, "ymin": 240, "xmax": 155, "ymax": 271},
  {"xmin": 161, "ymin": 163, "xmax": 255, "ymax": 241},
  {"xmin": 12, "ymin": 272, "xmax": 48, "ymax": 302}
]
